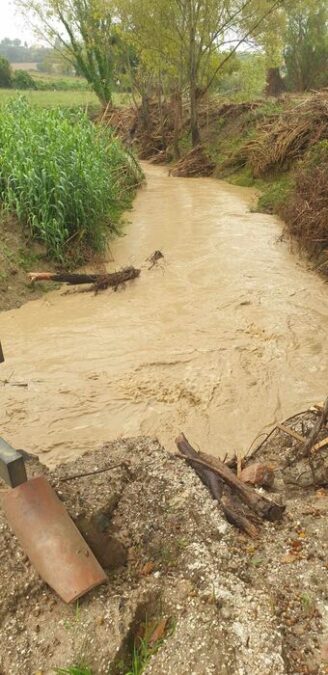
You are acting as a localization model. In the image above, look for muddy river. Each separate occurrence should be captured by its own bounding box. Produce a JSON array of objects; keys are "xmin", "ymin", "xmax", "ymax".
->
[{"xmin": 0, "ymin": 164, "xmax": 327, "ymax": 466}]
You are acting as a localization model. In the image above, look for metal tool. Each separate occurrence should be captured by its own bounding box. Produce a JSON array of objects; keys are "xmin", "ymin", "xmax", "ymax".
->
[
  {"xmin": 0, "ymin": 437, "xmax": 27, "ymax": 488},
  {"xmin": 0, "ymin": 342, "xmax": 107, "ymax": 603}
]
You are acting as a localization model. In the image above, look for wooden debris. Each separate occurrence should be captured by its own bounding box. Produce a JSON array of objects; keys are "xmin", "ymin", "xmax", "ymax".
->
[
  {"xmin": 312, "ymin": 437, "xmax": 328, "ymax": 453},
  {"xmin": 302, "ymin": 396, "xmax": 328, "ymax": 457},
  {"xmin": 147, "ymin": 250, "xmax": 164, "ymax": 269},
  {"xmin": 277, "ymin": 423, "xmax": 305, "ymax": 444},
  {"xmin": 27, "ymin": 266, "xmax": 140, "ymax": 293},
  {"xmin": 171, "ymin": 145, "xmax": 215, "ymax": 178},
  {"xmin": 175, "ymin": 433, "xmax": 285, "ymax": 537}
]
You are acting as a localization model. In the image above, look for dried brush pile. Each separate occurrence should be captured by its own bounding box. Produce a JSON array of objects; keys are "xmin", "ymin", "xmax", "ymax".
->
[
  {"xmin": 279, "ymin": 141, "xmax": 328, "ymax": 263},
  {"xmin": 100, "ymin": 99, "xmax": 177, "ymax": 161},
  {"xmin": 171, "ymin": 145, "xmax": 215, "ymax": 177},
  {"xmin": 244, "ymin": 92, "xmax": 328, "ymax": 177}
]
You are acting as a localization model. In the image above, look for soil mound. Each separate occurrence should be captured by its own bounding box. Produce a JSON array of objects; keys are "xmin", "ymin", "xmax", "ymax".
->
[{"xmin": 1, "ymin": 421, "xmax": 328, "ymax": 674}]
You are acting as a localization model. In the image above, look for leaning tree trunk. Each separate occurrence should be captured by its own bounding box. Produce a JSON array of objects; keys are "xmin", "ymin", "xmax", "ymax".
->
[{"xmin": 265, "ymin": 67, "xmax": 286, "ymax": 97}]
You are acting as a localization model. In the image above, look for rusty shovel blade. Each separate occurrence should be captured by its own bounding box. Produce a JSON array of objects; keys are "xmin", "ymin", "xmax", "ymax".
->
[{"xmin": 2, "ymin": 476, "xmax": 107, "ymax": 603}]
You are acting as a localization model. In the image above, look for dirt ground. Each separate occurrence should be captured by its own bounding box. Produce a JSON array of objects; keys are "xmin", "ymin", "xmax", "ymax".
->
[
  {"xmin": 0, "ymin": 216, "xmax": 57, "ymax": 311},
  {"xmin": 0, "ymin": 415, "xmax": 328, "ymax": 674}
]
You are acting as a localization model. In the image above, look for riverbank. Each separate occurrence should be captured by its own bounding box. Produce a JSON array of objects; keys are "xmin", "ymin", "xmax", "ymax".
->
[
  {"xmin": 107, "ymin": 92, "xmax": 328, "ymax": 273},
  {"xmin": 0, "ymin": 215, "xmax": 59, "ymax": 311}
]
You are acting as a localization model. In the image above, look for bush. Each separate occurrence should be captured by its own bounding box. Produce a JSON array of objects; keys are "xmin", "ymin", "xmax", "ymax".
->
[
  {"xmin": 13, "ymin": 70, "xmax": 37, "ymax": 90},
  {"xmin": 0, "ymin": 56, "xmax": 12, "ymax": 88},
  {"xmin": 0, "ymin": 98, "xmax": 143, "ymax": 263}
]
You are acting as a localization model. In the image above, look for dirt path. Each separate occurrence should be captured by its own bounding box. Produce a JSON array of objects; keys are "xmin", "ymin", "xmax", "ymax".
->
[{"xmin": 1, "ymin": 164, "xmax": 328, "ymax": 466}]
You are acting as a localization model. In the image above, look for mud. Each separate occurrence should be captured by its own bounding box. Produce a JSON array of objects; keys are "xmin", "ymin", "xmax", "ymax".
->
[{"xmin": 1, "ymin": 164, "xmax": 328, "ymax": 467}]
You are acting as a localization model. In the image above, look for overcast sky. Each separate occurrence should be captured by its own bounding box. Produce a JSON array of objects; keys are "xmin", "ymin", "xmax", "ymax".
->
[{"xmin": 0, "ymin": 0, "xmax": 35, "ymax": 43}]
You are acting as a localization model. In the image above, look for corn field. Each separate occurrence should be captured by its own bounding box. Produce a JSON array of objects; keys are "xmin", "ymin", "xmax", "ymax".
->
[{"xmin": 0, "ymin": 98, "xmax": 143, "ymax": 263}]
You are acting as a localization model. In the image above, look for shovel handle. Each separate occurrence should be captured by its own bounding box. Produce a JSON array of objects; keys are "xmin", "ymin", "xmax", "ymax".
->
[{"xmin": 0, "ymin": 438, "xmax": 27, "ymax": 488}]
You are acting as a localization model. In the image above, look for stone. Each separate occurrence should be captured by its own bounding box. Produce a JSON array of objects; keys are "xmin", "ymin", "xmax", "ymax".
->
[{"xmin": 240, "ymin": 463, "xmax": 275, "ymax": 488}]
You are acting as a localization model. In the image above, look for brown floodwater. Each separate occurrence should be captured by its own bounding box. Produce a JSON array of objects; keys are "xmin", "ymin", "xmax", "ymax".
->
[{"xmin": 1, "ymin": 164, "xmax": 327, "ymax": 467}]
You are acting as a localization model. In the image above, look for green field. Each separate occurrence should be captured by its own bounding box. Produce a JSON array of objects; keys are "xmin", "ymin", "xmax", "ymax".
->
[{"xmin": 0, "ymin": 88, "xmax": 132, "ymax": 110}]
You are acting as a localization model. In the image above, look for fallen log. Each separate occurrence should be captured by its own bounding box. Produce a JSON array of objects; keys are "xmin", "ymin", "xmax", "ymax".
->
[
  {"xmin": 27, "ymin": 266, "xmax": 141, "ymax": 293},
  {"xmin": 175, "ymin": 433, "xmax": 285, "ymax": 535}
]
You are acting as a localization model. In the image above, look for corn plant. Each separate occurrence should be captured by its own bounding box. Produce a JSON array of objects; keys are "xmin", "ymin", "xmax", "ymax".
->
[{"xmin": 0, "ymin": 98, "xmax": 143, "ymax": 264}]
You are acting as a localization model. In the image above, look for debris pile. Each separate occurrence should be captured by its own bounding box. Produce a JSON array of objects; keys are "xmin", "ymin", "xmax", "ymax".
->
[
  {"xmin": 279, "ymin": 139, "xmax": 328, "ymax": 265},
  {"xmin": 242, "ymin": 92, "xmax": 328, "ymax": 177},
  {"xmin": 171, "ymin": 145, "xmax": 216, "ymax": 177}
]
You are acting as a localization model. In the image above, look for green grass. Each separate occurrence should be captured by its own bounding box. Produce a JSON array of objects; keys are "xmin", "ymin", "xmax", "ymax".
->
[
  {"xmin": 56, "ymin": 666, "xmax": 92, "ymax": 675},
  {"xmin": 0, "ymin": 88, "xmax": 132, "ymax": 110},
  {"xmin": 257, "ymin": 174, "xmax": 294, "ymax": 214},
  {"xmin": 0, "ymin": 97, "xmax": 143, "ymax": 264},
  {"xmin": 0, "ymin": 88, "xmax": 100, "ymax": 109}
]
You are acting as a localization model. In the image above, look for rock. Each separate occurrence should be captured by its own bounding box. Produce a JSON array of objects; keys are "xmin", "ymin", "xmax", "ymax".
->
[{"xmin": 240, "ymin": 463, "xmax": 275, "ymax": 488}]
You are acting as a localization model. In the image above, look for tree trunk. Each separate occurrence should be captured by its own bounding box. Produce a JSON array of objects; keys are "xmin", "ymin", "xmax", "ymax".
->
[
  {"xmin": 190, "ymin": 78, "xmax": 200, "ymax": 147},
  {"xmin": 189, "ymin": 9, "xmax": 201, "ymax": 147},
  {"xmin": 265, "ymin": 67, "xmax": 286, "ymax": 97},
  {"xmin": 171, "ymin": 86, "xmax": 183, "ymax": 159}
]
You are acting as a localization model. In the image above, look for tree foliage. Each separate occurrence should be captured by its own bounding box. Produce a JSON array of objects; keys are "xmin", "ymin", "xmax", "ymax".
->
[
  {"xmin": 284, "ymin": 1, "xmax": 328, "ymax": 91},
  {"xmin": 17, "ymin": 0, "xmax": 116, "ymax": 103}
]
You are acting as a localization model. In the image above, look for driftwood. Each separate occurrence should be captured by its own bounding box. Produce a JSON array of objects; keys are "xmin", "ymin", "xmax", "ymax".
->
[
  {"xmin": 175, "ymin": 433, "xmax": 285, "ymax": 537},
  {"xmin": 303, "ymin": 395, "xmax": 328, "ymax": 456},
  {"xmin": 27, "ymin": 266, "xmax": 141, "ymax": 293},
  {"xmin": 147, "ymin": 250, "xmax": 164, "ymax": 269}
]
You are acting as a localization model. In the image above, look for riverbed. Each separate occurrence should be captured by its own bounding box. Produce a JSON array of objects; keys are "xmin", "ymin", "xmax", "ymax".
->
[{"xmin": 0, "ymin": 164, "xmax": 327, "ymax": 466}]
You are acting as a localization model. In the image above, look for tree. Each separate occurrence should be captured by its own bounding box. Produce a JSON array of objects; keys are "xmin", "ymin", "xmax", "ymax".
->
[
  {"xmin": 118, "ymin": 0, "xmax": 287, "ymax": 145},
  {"xmin": 16, "ymin": 0, "xmax": 116, "ymax": 104},
  {"xmin": 284, "ymin": 1, "xmax": 328, "ymax": 91},
  {"xmin": 0, "ymin": 57, "xmax": 12, "ymax": 88}
]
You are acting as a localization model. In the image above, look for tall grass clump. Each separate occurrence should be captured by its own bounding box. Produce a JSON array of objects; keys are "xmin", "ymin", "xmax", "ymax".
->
[{"xmin": 0, "ymin": 98, "xmax": 143, "ymax": 264}]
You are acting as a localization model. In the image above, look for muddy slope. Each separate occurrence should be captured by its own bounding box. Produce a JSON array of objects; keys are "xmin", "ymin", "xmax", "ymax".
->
[{"xmin": 0, "ymin": 216, "xmax": 57, "ymax": 311}]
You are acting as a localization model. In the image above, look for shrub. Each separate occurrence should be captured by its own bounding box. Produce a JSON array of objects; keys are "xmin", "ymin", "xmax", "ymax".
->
[
  {"xmin": 0, "ymin": 57, "xmax": 12, "ymax": 88},
  {"xmin": 13, "ymin": 70, "xmax": 37, "ymax": 90},
  {"xmin": 0, "ymin": 98, "xmax": 143, "ymax": 264}
]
